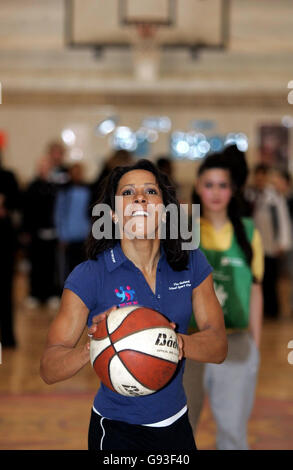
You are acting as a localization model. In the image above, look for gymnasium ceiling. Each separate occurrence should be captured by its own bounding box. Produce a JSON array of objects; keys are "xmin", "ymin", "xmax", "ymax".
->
[{"xmin": 0, "ymin": 0, "xmax": 292, "ymax": 105}]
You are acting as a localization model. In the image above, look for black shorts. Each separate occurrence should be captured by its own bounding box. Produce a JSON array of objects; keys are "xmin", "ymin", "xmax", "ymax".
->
[{"xmin": 88, "ymin": 409, "xmax": 197, "ymax": 452}]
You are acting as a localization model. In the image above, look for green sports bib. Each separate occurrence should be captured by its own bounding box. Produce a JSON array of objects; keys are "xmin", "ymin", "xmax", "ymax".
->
[{"xmin": 189, "ymin": 218, "xmax": 254, "ymax": 330}]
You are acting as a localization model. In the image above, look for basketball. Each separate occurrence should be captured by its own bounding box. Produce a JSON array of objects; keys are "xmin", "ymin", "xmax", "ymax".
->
[{"xmin": 90, "ymin": 305, "xmax": 179, "ymax": 397}]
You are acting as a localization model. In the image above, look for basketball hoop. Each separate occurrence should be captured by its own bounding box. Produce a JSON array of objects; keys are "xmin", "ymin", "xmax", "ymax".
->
[
  {"xmin": 136, "ymin": 23, "xmax": 158, "ymax": 40},
  {"xmin": 66, "ymin": 1, "xmax": 230, "ymax": 56},
  {"xmin": 132, "ymin": 22, "xmax": 160, "ymax": 81}
]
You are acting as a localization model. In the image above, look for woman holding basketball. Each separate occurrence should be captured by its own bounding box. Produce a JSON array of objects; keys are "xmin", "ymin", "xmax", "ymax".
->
[
  {"xmin": 184, "ymin": 152, "xmax": 264, "ymax": 450},
  {"xmin": 40, "ymin": 159, "xmax": 227, "ymax": 451}
]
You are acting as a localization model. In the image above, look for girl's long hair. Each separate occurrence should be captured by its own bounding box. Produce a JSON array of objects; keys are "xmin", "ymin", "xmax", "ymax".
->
[
  {"xmin": 193, "ymin": 153, "xmax": 253, "ymax": 266},
  {"xmin": 86, "ymin": 159, "xmax": 189, "ymax": 271}
]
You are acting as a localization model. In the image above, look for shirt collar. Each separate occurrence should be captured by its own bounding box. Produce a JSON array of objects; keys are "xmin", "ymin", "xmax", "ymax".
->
[
  {"xmin": 104, "ymin": 243, "xmax": 128, "ymax": 272},
  {"xmin": 104, "ymin": 242, "xmax": 166, "ymax": 272},
  {"xmin": 200, "ymin": 217, "xmax": 232, "ymax": 233}
]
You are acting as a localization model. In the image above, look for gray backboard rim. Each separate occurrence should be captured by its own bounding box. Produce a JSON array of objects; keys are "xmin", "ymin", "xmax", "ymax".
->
[{"xmin": 64, "ymin": 0, "xmax": 230, "ymax": 53}]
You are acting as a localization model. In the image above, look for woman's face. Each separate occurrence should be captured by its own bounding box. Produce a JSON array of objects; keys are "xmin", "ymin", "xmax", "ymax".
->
[
  {"xmin": 114, "ymin": 169, "xmax": 165, "ymax": 240},
  {"xmin": 196, "ymin": 168, "xmax": 233, "ymax": 214}
]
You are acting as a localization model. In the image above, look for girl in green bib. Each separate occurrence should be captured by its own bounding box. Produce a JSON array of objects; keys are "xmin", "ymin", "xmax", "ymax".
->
[{"xmin": 184, "ymin": 152, "xmax": 264, "ymax": 450}]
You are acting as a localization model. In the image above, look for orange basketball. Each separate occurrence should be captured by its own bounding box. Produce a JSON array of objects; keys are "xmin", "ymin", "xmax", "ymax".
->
[{"xmin": 90, "ymin": 305, "xmax": 179, "ymax": 396}]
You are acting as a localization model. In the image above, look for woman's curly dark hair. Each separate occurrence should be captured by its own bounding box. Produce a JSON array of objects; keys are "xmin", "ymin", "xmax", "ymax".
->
[{"xmin": 86, "ymin": 159, "xmax": 190, "ymax": 271}]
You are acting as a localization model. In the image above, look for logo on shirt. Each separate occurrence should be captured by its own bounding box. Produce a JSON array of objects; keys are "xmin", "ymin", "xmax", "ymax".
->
[
  {"xmin": 221, "ymin": 256, "xmax": 244, "ymax": 268},
  {"xmin": 114, "ymin": 285, "xmax": 138, "ymax": 307},
  {"xmin": 168, "ymin": 280, "xmax": 191, "ymax": 291},
  {"xmin": 214, "ymin": 282, "xmax": 228, "ymax": 308},
  {"xmin": 110, "ymin": 249, "xmax": 116, "ymax": 263}
]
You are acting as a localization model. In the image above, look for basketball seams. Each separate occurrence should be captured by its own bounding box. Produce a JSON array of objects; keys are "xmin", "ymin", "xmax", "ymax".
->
[
  {"xmin": 105, "ymin": 317, "xmax": 152, "ymax": 394},
  {"xmin": 90, "ymin": 337, "xmax": 111, "ymax": 366},
  {"xmin": 118, "ymin": 348, "xmax": 178, "ymax": 366},
  {"xmin": 92, "ymin": 324, "xmax": 108, "ymax": 340},
  {"xmin": 104, "ymin": 318, "xmax": 117, "ymax": 392},
  {"xmin": 93, "ymin": 325, "xmax": 177, "ymax": 390},
  {"xmin": 106, "ymin": 305, "xmax": 139, "ymax": 334},
  {"xmin": 106, "ymin": 312, "xmax": 129, "ymax": 335},
  {"xmin": 90, "ymin": 306, "xmax": 179, "ymax": 396},
  {"xmin": 107, "ymin": 353, "xmax": 117, "ymax": 392},
  {"xmin": 117, "ymin": 350, "xmax": 177, "ymax": 392},
  {"xmin": 112, "ymin": 351, "xmax": 155, "ymax": 394},
  {"xmin": 92, "ymin": 345, "xmax": 121, "ymax": 394},
  {"xmin": 105, "ymin": 315, "xmax": 152, "ymax": 394},
  {"xmin": 92, "ymin": 345, "xmax": 113, "ymax": 367},
  {"xmin": 110, "ymin": 325, "xmax": 175, "ymax": 345},
  {"xmin": 106, "ymin": 306, "xmax": 170, "ymax": 335},
  {"xmin": 92, "ymin": 314, "xmax": 109, "ymax": 341}
]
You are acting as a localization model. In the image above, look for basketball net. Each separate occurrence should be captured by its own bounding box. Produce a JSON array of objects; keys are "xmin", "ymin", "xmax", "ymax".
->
[{"xmin": 132, "ymin": 23, "xmax": 160, "ymax": 81}]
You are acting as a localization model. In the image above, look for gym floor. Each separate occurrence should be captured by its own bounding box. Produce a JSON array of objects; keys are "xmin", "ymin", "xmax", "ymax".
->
[{"xmin": 1, "ymin": 271, "xmax": 293, "ymax": 450}]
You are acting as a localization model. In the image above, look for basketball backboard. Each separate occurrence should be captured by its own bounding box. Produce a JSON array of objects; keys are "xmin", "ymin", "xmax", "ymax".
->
[{"xmin": 65, "ymin": 0, "xmax": 230, "ymax": 52}]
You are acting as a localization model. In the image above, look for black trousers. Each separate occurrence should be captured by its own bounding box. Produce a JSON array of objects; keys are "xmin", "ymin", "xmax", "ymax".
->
[
  {"xmin": 263, "ymin": 256, "xmax": 279, "ymax": 318},
  {"xmin": 0, "ymin": 217, "xmax": 16, "ymax": 346},
  {"xmin": 29, "ymin": 236, "xmax": 59, "ymax": 302},
  {"xmin": 88, "ymin": 409, "xmax": 197, "ymax": 452}
]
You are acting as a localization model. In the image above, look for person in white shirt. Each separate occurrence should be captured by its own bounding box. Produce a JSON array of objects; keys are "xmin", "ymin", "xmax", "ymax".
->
[
  {"xmin": 269, "ymin": 168, "xmax": 293, "ymax": 315},
  {"xmin": 246, "ymin": 164, "xmax": 292, "ymax": 318}
]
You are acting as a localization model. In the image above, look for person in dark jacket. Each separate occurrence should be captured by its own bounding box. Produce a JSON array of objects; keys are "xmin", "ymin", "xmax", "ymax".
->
[
  {"xmin": 54, "ymin": 163, "xmax": 91, "ymax": 286},
  {"xmin": 0, "ymin": 151, "xmax": 21, "ymax": 347},
  {"xmin": 22, "ymin": 157, "xmax": 60, "ymax": 306}
]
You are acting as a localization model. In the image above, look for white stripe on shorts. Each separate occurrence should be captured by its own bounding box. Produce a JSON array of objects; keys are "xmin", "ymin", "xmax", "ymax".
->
[{"xmin": 100, "ymin": 417, "xmax": 105, "ymax": 450}]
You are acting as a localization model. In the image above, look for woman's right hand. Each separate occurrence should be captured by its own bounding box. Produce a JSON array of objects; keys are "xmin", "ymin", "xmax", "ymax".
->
[{"xmin": 88, "ymin": 305, "xmax": 118, "ymax": 339}]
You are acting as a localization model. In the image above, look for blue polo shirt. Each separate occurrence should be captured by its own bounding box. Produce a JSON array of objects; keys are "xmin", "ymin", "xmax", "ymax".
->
[{"xmin": 64, "ymin": 242, "xmax": 212, "ymax": 425}]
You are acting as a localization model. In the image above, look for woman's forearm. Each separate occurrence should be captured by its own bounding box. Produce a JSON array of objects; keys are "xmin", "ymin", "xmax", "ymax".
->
[
  {"xmin": 40, "ymin": 343, "xmax": 90, "ymax": 385},
  {"xmin": 179, "ymin": 327, "xmax": 227, "ymax": 364}
]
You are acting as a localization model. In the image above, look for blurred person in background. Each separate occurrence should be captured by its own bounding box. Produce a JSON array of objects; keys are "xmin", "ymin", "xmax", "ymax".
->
[
  {"xmin": 54, "ymin": 163, "xmax": 91, "ymax": 287},
  {"xmin": 22, "ymin": 156, "xmax": 59, "ymax": 308},
  {"xmin": 0, "ymin": 149, "xmax": 21, "ymax": 347},
  {"xmin": 184, "ymin": 152, "xmax": 264, "ymax": 450},
  {"xmin": 246, "ymin": 164, "xmax": 291, "ymax": 319},
  {"xmin": 269, "ymin": 168, "xmax": 293, "ymax": 220},
  {"xmin": 46, "ymin": 140, "xmax": 70, "ymax": 298},
  {"xmin": 269, "ymin": 168, "xmax": 293, "ymax": 315},
  {"xmin": 186, "ymin": 143, "xmax": 252, "ymax": 431},
  {"xmin": 190, "ymin": 145, "xmax": 253, "ymax": 216},
  {"xmin": 46, "ymin": 140, "xmax": 70, "ymax": 186}
]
